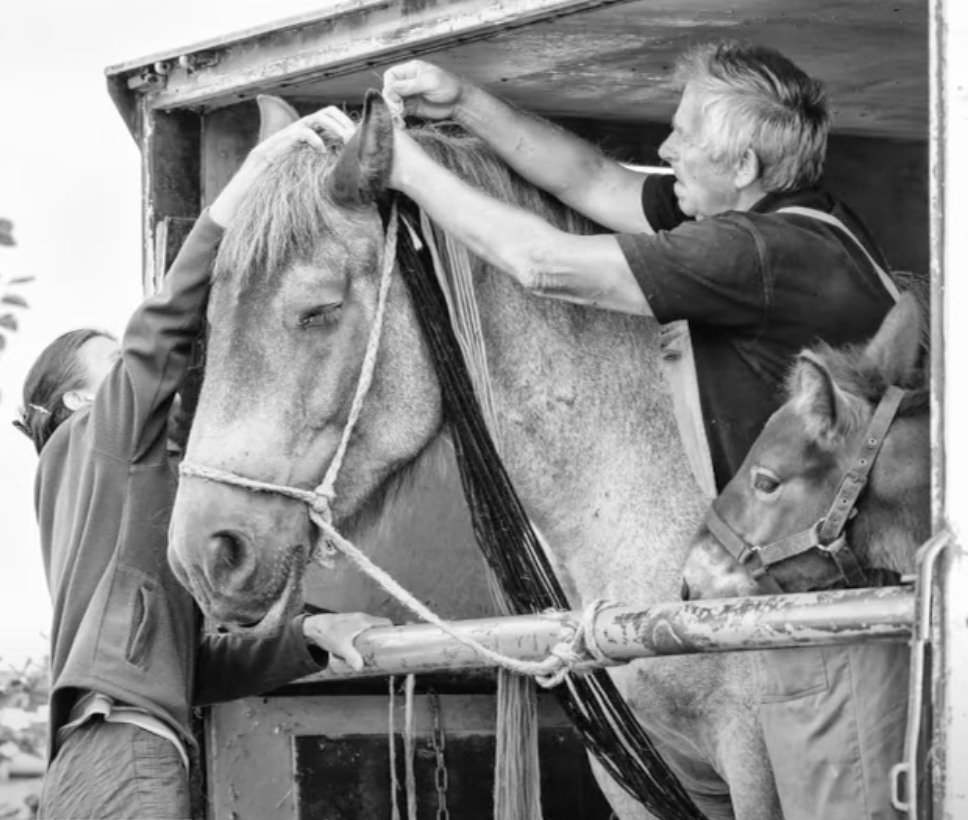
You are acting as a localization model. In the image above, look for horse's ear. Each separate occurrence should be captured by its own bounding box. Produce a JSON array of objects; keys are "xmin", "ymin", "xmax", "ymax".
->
[
  {"xmin": 327, "ymin": 90, "xmax": 394, "ymax": 207},
  {"xmin": 257, "ymin": 95, "xmax": 301, "ymax": 142},
  {"xmin": 862, "ymin": 293, "xmax": 922, "ymax": 385},
  {"xmin": 791, "ymin": 352, "xmax": 852, "ymax": 442}
]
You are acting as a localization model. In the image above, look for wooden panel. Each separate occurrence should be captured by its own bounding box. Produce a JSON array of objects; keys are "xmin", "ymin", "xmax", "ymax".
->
[
  {"xmin": 109, "ymin": 0, "xmax": 927, "ymax": 140},
  {"xmin": 293, "ymin": 726, "xmax": 610, "ymax": 820},
  {"xmin": 141, "ymin": 105, "xmax": 201, "ymax": 293},
  {"xmin": 206, "ymin": 691, "xmax": 608, "ymax": 820},
  {"xmin": 201, "ymin": 105, "xmax": 259, "ymax": 208}
]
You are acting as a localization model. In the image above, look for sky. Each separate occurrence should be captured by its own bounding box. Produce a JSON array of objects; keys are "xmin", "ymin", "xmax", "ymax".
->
[{"xmin": 0, "ymin": 1, "xmax": 341, "ymax": 668}]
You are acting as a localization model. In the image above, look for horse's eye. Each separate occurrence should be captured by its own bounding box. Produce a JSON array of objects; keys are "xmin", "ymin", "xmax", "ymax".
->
[
  {"xmin": 299, "ymin": 303, "xmax": 343, "ymax": 328},
  {"xmin": 752, "ymin": 468, "xmax": 781, "ymax": 495}
]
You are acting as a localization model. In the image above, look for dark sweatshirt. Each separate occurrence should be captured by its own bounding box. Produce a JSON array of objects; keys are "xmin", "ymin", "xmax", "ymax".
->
[{"xmin": 35, "ymin": 212, "xmax": 325, "ymax": 760}]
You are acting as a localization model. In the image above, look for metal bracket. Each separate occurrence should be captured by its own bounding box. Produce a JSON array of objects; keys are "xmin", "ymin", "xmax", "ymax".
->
[
  {"xmin": 177, "ymin": 50, "xmax": 220, "ymax": 75},
  {"xmin": 127, "ymin": 66, "xmax": 167, "ymax": 92}
]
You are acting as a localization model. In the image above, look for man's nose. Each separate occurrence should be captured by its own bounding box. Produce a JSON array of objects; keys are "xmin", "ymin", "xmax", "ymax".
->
[{"xmin": 658, "ymin": 136, "xmax": 675, "ymax": 164}]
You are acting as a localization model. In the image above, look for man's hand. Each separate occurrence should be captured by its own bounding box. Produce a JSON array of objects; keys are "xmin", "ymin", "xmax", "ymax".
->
[
  {"xmin": 209, "ymin": 105, "xmax": 357, "ymax": 228},
  {"xmin": 302, "ymin": 612, "xmax": 392, "ymax": 671},
  {"xmin": 383, "ymin": 60, "xmax": 465, "ymax": 121}
]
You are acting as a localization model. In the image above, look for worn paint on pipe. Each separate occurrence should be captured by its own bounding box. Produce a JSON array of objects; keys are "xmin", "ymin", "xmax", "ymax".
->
[{"xmin": 311, "ymin": 586, "xmax": 914, "ymax": 681}]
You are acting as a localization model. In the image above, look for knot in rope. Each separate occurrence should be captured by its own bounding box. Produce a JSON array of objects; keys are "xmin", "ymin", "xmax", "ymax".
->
[{"xmin": 537, "ymin": 599, "xmax": 622, "ymax": 688}]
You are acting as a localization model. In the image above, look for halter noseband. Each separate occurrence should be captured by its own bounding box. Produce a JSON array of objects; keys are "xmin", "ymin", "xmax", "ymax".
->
[{"xmin": 705, "ymin": 384, "xmax": 906, "ymax": 590}]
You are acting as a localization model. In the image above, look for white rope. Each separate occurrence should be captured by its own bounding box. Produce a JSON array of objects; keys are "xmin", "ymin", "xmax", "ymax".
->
[
  {"xmin": 404, "ymin": 674, "xmax": 418, "ymax": 820},
  {"xmin": 389, "ymin": 676, "xmax": 401, "ymax": 820},
  {"xmin": 179, "ymin": 206, "xmax": 619, "ymax": 686}
]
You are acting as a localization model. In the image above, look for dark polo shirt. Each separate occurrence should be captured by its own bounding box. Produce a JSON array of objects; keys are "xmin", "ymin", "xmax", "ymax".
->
[{"xmin": 617, "ymin": 174, "xmax": 896, "ymax": 489}]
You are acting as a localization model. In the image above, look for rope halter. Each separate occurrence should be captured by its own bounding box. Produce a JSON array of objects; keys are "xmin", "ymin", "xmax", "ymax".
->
[{"xmin": 177, "ymin": 201, "xmax": 616, "ymax": 686}]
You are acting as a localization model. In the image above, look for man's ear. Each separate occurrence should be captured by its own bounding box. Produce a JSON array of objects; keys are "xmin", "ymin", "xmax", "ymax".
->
[{"xmin": 734, "ymin": 148, "xmax": 760, "ymax": 189}]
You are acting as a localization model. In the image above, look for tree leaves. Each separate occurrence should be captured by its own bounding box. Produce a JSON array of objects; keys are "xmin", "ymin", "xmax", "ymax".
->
[
  {"xmin": 1, "ymin": 294, "xmax": 28, "ymax": 309},
  {"xmin": 0, "ymin": 218, "xmax": 31, "ymax": 403},
  {"xmin": 0, "ymin": 219, "xmax": 13, "ymax": 247}
]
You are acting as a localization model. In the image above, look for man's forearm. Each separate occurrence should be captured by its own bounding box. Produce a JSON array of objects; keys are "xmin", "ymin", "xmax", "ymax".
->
[
  {"xmin": 454, "ymin": 86, "xmax": 608, "ymax": 205},
  {"xmin": 452, "ymin": 85, "xmax": 652, "ymax": 234},
  {"xmin": 394, "ymin": 140, "xmax": 651, "ymax": 316}
]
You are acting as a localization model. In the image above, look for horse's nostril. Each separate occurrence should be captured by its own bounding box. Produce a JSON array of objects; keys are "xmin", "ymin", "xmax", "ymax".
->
[
  {"xmin": 680, "ymin": 579, "xmax": 691, "ymax": 601},
  {"xmin": 205, "ymin": 531, "xmax": 255, "ymax": 588}
]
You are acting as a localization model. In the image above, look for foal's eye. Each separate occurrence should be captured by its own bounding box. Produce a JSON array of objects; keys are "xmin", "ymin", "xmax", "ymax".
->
[
  {"xmin": 298, "ymin": 303, "xmax": 343, "ymax": 328},
  {"xmin": 751, "ymin": 468, "xmax": 782, "ymax": 495}
]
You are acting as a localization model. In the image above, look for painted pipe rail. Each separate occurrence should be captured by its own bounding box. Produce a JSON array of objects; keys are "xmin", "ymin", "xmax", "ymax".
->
[{"xmin": 308, "ymin": 586, "xmax": 914, "ymax": 681}]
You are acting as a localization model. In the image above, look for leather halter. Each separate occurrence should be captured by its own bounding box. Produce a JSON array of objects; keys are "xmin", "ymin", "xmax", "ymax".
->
[{"xmin": 705, "ymin": 385, "xmax": 906, "ymax": 590}]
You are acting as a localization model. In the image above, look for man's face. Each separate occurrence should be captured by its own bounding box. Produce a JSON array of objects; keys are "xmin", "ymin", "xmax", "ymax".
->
[{"xmin": 658, "ymin": 84, "xmax": 742, "ymax": 220}]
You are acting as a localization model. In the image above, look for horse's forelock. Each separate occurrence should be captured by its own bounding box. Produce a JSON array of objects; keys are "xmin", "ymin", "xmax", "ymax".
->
[{"xmin": 214, "ymin": 138, "xmax": 347, "ymax": 292}]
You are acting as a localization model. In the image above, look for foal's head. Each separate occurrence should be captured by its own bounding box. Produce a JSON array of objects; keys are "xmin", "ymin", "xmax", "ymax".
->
[
  {"xmin": 681, "ymin": 295, "xmax": 930, "ymax": 599},
  {"xmin": 168, "ymin": 94, "xmax": 442, "ymax": 629}
]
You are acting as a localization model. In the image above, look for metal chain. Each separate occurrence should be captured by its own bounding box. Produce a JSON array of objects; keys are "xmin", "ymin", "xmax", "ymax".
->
[{"xmin": 428, "ymin": 690, "xmax": 450, "ymax": 820}]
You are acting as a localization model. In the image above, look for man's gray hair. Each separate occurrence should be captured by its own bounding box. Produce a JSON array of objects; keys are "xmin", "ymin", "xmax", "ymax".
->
[{"xmin": 675, "ymin": 41, "xmax": 830, "ymax": 192}]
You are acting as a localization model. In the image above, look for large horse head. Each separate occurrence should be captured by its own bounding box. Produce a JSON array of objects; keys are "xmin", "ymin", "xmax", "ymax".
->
[
  {"xmin": 168, "ymin": 93, "xmax": 443, "ymax": 630},
  {"xmin": 681, "ymin": 294, "xmax": 930, "ymax": 600}
]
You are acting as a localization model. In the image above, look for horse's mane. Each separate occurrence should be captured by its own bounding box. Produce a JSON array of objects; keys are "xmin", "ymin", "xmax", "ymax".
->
[
  {"xmin": 214, "ymin": 124, "xmax": 597, "ymax": 288},
  {"xmin": 789, "ymin": 334, "xmax": 930, "ymax": 419}
]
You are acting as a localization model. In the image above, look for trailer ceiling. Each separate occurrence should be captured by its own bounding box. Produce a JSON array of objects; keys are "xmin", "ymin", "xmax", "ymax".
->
[{"xmin": 107, "ymin": 0, "xmax": 927, "ymax": 140}]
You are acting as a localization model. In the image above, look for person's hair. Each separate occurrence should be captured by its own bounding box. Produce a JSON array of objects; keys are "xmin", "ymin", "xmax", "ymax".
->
[
  {"xmin": 674, "ymin": 40, "xmax": 830, "ymax": 192},
  {"xmin": 13, "ymin": 329, "xmax": 116, "ymax": 455}
]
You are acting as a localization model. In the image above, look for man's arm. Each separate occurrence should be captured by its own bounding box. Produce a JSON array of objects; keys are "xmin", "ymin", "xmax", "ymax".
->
[
  {"xmin": 391, "ymin": 133, "xmax": 652, "ymax": 316},
  {"xmin": 194, "ymin": 611, "xmax": 391, "ymax": 705},
  {"xmin": 384, "ymin": 61, "xmax": 654, "ymax": 235}
]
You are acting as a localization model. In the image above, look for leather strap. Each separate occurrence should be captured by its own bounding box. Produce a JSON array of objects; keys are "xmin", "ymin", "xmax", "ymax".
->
[
  {"xmin": 818, "ymin": 385, "xmax": 906, "ymax": 543},
  {"xmin": 777, "ymin": 206, "xmax": 901, "ymax": 302}
]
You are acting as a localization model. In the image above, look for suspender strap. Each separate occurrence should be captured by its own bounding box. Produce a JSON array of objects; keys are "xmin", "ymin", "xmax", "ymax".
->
[{"xmin": 777, "ymin": 206, "xmax": 901, "ymax": 302}]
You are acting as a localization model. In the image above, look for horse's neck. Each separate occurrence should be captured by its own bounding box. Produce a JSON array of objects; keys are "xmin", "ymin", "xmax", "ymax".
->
[
  {"xmin": 855, "ymin": 414, "xmax": 932, "ymax": 576},
  {"xmin": 467, "ymin": 260, "xmax": 708, "ymax": 606}
]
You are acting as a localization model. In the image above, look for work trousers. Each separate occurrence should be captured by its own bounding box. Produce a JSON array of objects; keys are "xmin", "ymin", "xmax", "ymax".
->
[
  {"xmin": 40, "ymin": 719, "xmax": 190, "ymax": 820},
  {"xmin": 757, "ymin": 642, "xmax": 909, "ymax": 820}
]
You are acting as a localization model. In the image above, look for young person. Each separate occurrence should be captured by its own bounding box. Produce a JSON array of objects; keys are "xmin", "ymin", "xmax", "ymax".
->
[{"xmin": 16, "ymin": 109, "xmax": 390, "ymax": 820}]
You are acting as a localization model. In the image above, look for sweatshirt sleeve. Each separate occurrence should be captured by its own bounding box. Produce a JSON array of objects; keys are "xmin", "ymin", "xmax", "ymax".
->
[
  {"xmin": 91, "ymin": 212, "xmax": 223, "ymax": 463},
  {"xmin": 192, "ymin": 615, "xmax": 328, "ymax": 706}
]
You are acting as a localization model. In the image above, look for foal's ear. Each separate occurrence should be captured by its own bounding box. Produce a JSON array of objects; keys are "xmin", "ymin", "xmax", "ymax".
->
[
  {"xmin": 328, "ymin": 90, "xmax": 394, "ymax": 207},
  {"xmin": 257, "ymin": 95, "xmax": 301, "ymax": 142},
  {"xmin": 862, "ymin": 293, "xmax": 923, "ymax": 386},
  {"xmin": 792, "ymin": 352, "xmax": 852, "ymax": 442}
]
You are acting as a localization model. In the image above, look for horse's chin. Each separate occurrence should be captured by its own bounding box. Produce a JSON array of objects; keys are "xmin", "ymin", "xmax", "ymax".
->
[{"xmin": 212, "ymin": 545, "xmax": 308, "ymax": 637}]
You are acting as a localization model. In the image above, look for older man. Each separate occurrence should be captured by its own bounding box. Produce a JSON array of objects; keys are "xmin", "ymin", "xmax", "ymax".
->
[{"xmin": 374, "ymin": 41, "xmax": 906, "ymax": 820}]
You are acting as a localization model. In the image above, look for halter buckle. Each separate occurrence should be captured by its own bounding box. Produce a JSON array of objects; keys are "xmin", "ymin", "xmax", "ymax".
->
[{"xmin": 738, "ymin": 545, "xmax": 768, "ymax": 579}]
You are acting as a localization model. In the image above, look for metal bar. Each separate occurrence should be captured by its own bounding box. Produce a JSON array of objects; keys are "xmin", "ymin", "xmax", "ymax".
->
[
  {"xmin": 110, "ymin": 0, "xmax": 635, "ymax": 112},
  {"xmin": 931, "ymin": 0, "xmax": 968, "ymax": 816},
  {"xmin": 308, "ymin": 587, "xmax": 914, "ymax": 681}
]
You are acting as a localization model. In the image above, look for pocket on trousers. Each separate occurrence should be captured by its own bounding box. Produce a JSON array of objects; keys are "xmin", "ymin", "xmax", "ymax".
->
[{"xmin": 756, "ymin": 646, "xmax": 830, "ymax": 702}]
